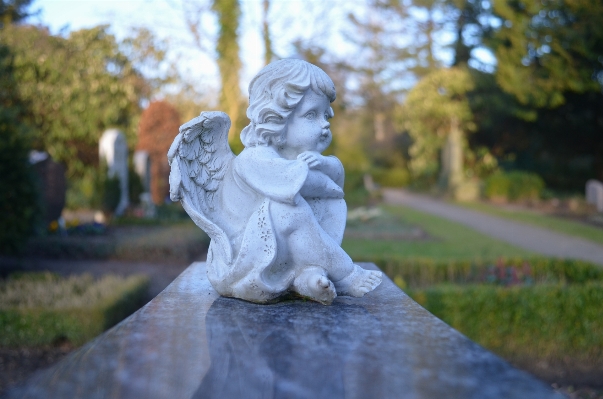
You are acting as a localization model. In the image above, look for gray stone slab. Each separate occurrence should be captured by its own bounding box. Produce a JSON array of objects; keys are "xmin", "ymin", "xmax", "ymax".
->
[{"xmin": 4, "ymin": 263, "xmax": 562, "ymax": 399}]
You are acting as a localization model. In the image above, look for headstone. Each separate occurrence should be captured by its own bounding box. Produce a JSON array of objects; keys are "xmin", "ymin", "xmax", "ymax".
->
[
  {"xmin": 29, "ymin": 150, "xmax": 66, "ymax": 225},
  {"xmin": 134, "ymin": 150, "xmax": 151, "ymax": 193},
  {"xmin": 99, "ymin": 129, "xmax": 129, "ymax": 216},
  {"xmin": 134, "ymin": 150, "xmax": 156, "ymax": 218},
  {"xmin": 439, "ymin": 117, "xmax": 464, "ymax": 192},
  {"xmin": 586, "ymin": 179, "xmax": 603, "ymax": 212},
  {"xmin": 363, "ymin": 173, "xmax": 377, "ymax": 192}
]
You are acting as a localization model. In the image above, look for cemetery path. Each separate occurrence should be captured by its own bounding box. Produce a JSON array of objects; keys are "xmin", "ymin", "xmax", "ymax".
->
[{"xmin": 383, "ymin": 188, "xmax": 603, "ymax": 266}]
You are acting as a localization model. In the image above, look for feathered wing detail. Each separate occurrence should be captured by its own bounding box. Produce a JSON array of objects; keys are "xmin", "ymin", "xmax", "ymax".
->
[{"xmin": 168, "ymin": 111, "xmax": 235, "ymax": 263}]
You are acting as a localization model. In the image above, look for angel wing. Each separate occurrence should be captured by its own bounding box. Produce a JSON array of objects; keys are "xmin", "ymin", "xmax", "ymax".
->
[{"xmin": 167, "ymin": 111, "xmax": 235, "ymax": 263}]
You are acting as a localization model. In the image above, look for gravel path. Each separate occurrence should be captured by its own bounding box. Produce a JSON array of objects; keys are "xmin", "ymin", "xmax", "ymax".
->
[{"xmin": 383, "ymin": 189, "xmax": 603, "ymax": 266}]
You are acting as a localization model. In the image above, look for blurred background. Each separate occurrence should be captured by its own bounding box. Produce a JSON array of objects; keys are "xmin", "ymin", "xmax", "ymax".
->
[{"xmin": 1, "ymin": 0, "xmax": 602, "ymax": 397}]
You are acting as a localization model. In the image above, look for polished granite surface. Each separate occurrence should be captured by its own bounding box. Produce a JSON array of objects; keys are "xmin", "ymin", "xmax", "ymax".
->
[{"xmin": 5, "ymin": 262, "xmax": 563, "ymax": 399}]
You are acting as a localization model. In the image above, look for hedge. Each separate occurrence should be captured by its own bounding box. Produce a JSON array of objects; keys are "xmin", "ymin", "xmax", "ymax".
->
[
  {"xmin": 0, "ymin": 272, "xmax": 149, "ymax": 346},
  {"xmin": 407, "ymin": 283, "xmax": 603, "ymax": 364},
  {"xmin": 358, "ymin": 255, "xmax": 603, "ymax": 380},
  {"xmin": 25, "ymin": 223, "xmax": 210, "ymax": 263},
  {"xmin": 362, "ymin": 255, "xmax": 603, "ymax": 288}
]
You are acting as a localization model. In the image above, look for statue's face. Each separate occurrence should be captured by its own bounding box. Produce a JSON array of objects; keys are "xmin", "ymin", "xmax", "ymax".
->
[{"xmin": 280, "ymin": 90, "xmax": 332, "ymax": 158}]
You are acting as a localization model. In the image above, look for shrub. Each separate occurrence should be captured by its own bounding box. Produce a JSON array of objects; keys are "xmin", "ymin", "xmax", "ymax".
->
[
  {"xmin": 102, "ymin": 175, "xmax": 121, "ymax": 214},
  {"xmin": 483, "ymin": 172, "xmax": 511, "ymax": 201},
  {"xmin": 26, "ymin": 223, "xmax": 209, "ymax": 263},
  {"xmin": 344, "ymin": 171, "xmax": 371, "ymax": 207},
  {"xmin": 507, "ymin": 171, "xmax": 545, "ymax": 201},
  {"xmin": 371, "ymin": 167, "xmax": 410, "ymax": 188},
  {"xmin": 0, "ymin": 272, "xmax": 149, "ymax": 346},
  {"xmin": 483, "ymin": 171, "xmax": 545, "ymax": 202},
  {"xmin": 407, "ymin": 283, "xmax": 603, "ymax": 366}
]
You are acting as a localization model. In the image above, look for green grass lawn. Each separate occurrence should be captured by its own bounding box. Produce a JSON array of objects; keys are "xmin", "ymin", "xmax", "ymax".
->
[
  {"xmin": 453, "ymin": 201, "xmax": 603, "ymax": 245},
  {"xmin": 342, "ymin": 205, "xmax": 533, "ymax": 261}
]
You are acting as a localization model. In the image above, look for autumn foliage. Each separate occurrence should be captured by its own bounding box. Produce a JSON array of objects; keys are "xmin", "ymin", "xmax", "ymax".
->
[{"xmin": 137, "ymin": 101, "xmax": 181, "ymax": 205}]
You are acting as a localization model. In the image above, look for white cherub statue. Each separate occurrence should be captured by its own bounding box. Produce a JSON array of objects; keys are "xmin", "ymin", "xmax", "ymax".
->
[{"xmin": 168, "ymin": 59, "xmax": 382, "ymax": 305}]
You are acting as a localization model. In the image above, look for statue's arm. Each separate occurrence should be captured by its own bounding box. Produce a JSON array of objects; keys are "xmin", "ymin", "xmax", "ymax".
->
[
  {"xmin": 297, "ymin": 151, "xmax": 344, "ymax": 188},
  {"xmin": 299, "ymin": 169, "xmax": 344, "ymax": 199},
  {"xmin": 322, "ymin": 156, "xmax": 344, "ymax": 188}
]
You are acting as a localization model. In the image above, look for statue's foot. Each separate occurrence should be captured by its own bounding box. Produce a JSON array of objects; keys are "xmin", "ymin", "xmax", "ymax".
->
[
  {"xmin": 334, "ymin": 264, "xmax": 382, "ymax": 297},
  {"xmin": 291, "ymin": 267, "xmax": 337, "ymax": 305}
]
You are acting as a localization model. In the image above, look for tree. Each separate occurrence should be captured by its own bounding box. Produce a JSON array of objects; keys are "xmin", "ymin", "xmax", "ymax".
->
[
  {"xmin": 137, "ymin": 101, "xmax": 181, "ymax": 205},
  {"xmin": 491, "ymin": 0, "xmax": 603, "ymax": 108},
  {"xmin": 0, "ymin": 25, "xmax": 149, "ymax": 182},
  {"xmin": 180, "ymin": 0, "xmax": 246, "ymax": 152},
  {"xmin": 400, "ymin": 67, "xmax": 475, "ymax": 183},
  {"xmin": 0, "ymin": 43, "xmax": 39, "ymax": 253},
  {"xmin": 212, "ymin": 0, "xmax": 246, "ymax": 152},
  {"xmin": 262, "ymin": 0, "xmax": 273, "ymax": 65},
  {"xmin": 0, "ymin": 0, "xmax": 35, "ymax": 27}
]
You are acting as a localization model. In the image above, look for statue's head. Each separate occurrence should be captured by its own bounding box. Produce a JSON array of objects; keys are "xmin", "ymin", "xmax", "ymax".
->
[{"xmin": 240, "ymin": 59, "xmax": 336, "ymax": 148}]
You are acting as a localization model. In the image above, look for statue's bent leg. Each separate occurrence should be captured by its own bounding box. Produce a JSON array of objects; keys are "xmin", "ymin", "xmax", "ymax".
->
[
  {"xmin": 306, "ymin": 198, "xmax": 347, "ymax": 245},
  {"xmin": 270, "ymin": 198, "xmax": 354, "ymax": 282},
  {"xmin": 270, "ymin": 198, "xmax": 383, "ymax": 298}
]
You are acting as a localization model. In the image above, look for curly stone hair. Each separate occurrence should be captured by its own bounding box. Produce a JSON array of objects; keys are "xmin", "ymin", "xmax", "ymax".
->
[{"xmin": 240, "ymin": 59, "xmax": 336, "ymax": 148}]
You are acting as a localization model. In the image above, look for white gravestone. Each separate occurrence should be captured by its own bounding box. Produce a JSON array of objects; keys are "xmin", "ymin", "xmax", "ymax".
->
[
  {"xmin": 99, "ymin": 129, "xmax": 129, "ymax": 216},
  {"xmin": 586, "ymin": 179, "xmax": 603, "ymax": 212},
  {"xmin": 168, "ymin": 59, "xmax": 382, "ymax": 305}
]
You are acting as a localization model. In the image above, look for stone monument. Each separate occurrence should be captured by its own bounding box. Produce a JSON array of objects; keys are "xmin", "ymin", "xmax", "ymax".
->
[
  {"xmin": 586, "ymin": 179, "xmax": 603, "ymax": 212},
  {"xmin": 29, "ymin": 150, "xmax": 66, "ymax": 226},
  {"xmin": 134, "ymin": 150, "xmax": 156, "ymax": 218},
  {"xmin": 99, "ymin": 129, "xmax": 129, "ymax": 216},
  {"xmin": 168, "ymin": 59, "xmax": 382, "ymax": 305},
  {"xmin": 134, "ymin": 150, "xmax": 151, "ymax": 193}
]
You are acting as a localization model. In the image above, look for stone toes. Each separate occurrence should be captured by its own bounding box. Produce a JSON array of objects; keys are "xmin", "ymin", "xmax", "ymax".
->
[{"xmin": 317, "ymin": 275, "xmax": 330, "ymax": 289}]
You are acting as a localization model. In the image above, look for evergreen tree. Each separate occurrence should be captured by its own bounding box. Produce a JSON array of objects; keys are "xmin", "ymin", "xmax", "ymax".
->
[
  {"xmin": 0, "ymin": 43, "xmax": 39, "ymax": 253},
  {"xmin": 492, "ymin": 0, "xmax": 603, "ymax": 107}
]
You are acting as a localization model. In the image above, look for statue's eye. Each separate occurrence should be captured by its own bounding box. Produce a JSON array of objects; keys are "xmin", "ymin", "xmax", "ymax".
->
[{"xmin": 304, "ymin": 111, "xmax": 316, "ymax": 120}]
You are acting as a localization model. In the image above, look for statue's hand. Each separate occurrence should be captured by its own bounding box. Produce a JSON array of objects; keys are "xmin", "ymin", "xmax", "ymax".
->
[{"xmin": 297, "ymin": 151, "xmax": 323, "ymax": 169}]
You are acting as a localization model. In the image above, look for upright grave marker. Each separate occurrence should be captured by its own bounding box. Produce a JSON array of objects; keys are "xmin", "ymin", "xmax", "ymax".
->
[
  {"xmin": 29, "ymin": 150, "xmax": 66, "ymax": 225},
  {"xmin": 99, "ymin": 129, "xmax": 129, "ymax": 216},
  {"xmin": 586, "ymin": 179, "xmax": 603, "ymax": 212},
  {"xmin": 134, "ymin": 150, "xmax": 155, "ymax": 217},
  {"xmin": 134, "ymin": 150, "xmax": 151, "ymax": 193}
]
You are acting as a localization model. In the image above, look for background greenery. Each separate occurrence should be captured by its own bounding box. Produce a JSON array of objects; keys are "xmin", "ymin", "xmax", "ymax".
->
[
  {"xmin": 0, "ymin": 272, "xmax": 149, "ymax": 346},
  {"xmin": 343, "ymin": 205, "xmax": 533, "ymax": 261}
]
